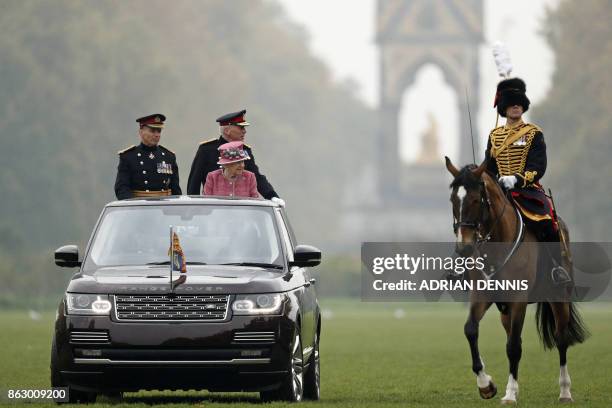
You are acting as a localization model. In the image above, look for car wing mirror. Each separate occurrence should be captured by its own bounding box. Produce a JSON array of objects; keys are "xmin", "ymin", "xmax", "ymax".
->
[
  {"xmin": 55, "ymin": 244, "xmax": 81, "ymax": 268},
  {"xmin": 289, "ymin": 244, "xmax": 321, "ymax": 268}
]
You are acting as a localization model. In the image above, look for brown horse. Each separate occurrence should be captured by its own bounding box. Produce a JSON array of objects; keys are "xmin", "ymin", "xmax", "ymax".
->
[{"xmin": 445, "ymin": 157, "xmax": 588, "ymax": 404}]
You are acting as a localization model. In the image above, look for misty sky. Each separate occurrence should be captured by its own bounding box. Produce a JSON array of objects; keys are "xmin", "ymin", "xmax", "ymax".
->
[{"xmin": 277, "ymin": 0, "xmax": 560, "ymax": 163}]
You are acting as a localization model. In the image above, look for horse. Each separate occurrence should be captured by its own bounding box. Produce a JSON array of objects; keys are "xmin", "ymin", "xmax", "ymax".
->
[{"xmin": 444, "ymin": 157, "xmax": 589, "ymax": 404}]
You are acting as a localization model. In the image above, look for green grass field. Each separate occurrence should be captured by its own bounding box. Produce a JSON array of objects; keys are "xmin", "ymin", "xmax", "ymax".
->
[{"xmin": 1, "ymin": 300, "xmax": 611, "ymax": 407}]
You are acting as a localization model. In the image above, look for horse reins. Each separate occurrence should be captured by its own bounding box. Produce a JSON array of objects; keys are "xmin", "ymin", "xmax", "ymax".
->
[
  {"xmin": 481, "ymin": 207, "xmax": 525, "ymax": 280},
  {"xmin": 454, "ymin": 182, "xmax": 526, "ymax": 280}
]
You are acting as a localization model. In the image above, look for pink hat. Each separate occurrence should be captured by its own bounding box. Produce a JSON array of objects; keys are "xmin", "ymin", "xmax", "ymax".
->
[{"xmin": 217, "ymin": 141, "xmax": 251, "ymax": 165}]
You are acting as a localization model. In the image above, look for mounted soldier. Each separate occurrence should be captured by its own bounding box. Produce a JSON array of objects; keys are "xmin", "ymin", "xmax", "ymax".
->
[{"xmin": 485, "ymin": 77, "xmax": 571, "ymax": 285}]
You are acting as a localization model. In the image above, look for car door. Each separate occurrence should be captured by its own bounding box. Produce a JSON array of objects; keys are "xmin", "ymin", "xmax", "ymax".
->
[{"xmin": 275, "ymin": 208, "xmax": 315, "ymax": 353}]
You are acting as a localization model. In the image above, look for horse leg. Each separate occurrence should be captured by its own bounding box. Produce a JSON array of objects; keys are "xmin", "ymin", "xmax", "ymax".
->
[
  {"xmin": 464, "ymin": 301, "xmax": 496, "ymax": 399},
  {"xmin": 551, "ymin": 302, "xmax": 573, "ymax": 403},
  {"xmin": 498, "ymin": 307, "xmax": 515, "ymax": 401},
  {"xmin": 500, "ymin": 308, "xmax": 511, "ymax": 337},
  {"xmin": 501, "ymin": 302, "xmax": 527, "ymax": 404}
]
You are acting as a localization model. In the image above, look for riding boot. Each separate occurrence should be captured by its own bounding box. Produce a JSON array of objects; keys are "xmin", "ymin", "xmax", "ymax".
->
[
  {"xmin": 547, "ymin": 243, "xmax": 572, "ymax": 285},
  {"xmin": 540, "ymin": 223, "xmax": 572, "ymax": 286}
]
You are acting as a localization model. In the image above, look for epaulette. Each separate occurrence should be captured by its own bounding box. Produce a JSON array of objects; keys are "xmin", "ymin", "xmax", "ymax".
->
[
  {"xmin": 117, "ymin": 145, "xmax": 136, "ymax": 154},
  {"xmin": 524, "ymin": 123, "xmax": 542, "ymax": 133},
  {"xmin": 490, "ymin": 126, "xmax": 505, "ymax": 135},
  {"xmin": 199, "ymin": 138, "xmax": 218, "ymax": 145},
  {"xmin": 158, "ymin": 144, "xmax": 175, "ymax": 154}
]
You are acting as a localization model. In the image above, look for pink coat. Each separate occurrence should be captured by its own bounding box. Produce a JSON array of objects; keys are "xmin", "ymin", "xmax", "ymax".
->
[{"xmin": 203, "ymin": 169, "xmax": 259, "ymax": 198}]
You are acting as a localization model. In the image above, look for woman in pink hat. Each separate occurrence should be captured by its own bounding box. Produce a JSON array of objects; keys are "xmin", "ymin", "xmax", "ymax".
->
[{"xmin": 203, "ymin": 141, "xmax": 259, "ymax": 198}]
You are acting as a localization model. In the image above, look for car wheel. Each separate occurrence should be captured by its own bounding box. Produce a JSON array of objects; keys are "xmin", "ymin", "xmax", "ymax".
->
[
  {"xmin": 260, "ymin": 330, "xmax": 303, "ymax": 402},
  {"xmin": 303, "ymin": 329, "xmax": 320, "ymax": 400},
  {"xmin": 50, "ymin": 337, "xmax": 97, "ymax": 404}
]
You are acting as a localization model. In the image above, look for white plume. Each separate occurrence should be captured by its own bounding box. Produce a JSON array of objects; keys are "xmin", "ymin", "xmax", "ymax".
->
[{"xmin": 492, "ymin": 42, "xmax": 513, "ymax": 78}]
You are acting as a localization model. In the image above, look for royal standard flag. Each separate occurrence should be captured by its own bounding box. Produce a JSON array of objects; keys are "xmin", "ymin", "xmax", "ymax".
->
[{"xmin": 168, "ymin": 231, "xmax": 187, "ymax": 273}]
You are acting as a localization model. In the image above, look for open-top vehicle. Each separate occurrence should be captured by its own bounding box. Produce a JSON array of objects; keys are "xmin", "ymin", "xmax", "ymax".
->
[{"xmin": 51, "ymin": 196, "xmax": 321, "ymax": 403}]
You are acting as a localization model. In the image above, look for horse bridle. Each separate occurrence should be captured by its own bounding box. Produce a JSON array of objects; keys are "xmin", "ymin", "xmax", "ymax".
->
[
  {"xmin": 453, "ymin": 181, "xmax": 525, "ymax": 279},
  {"xmin": 453, "ymin": 181, "xmax": 501, "ymax": 245}
]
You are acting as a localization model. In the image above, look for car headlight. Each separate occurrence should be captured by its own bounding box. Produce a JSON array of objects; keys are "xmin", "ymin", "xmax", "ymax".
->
[
  {"xmin": 232, "ymin": 293, "xmax": 285, "ymax": 315},
  {"xmin": 66, "ymin": 294, "xmax": 111, "ymax": 315}
]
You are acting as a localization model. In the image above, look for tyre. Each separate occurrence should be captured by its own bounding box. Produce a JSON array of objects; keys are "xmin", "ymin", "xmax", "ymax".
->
[
  {"xmin": 50, "ymin": 337, "xmax": 97, "ymax": 404},
  {"xmin": 260, "ymin": 330, "xmax": 303, "ymax": 402},
  {"xmin": 303, "ymin": 329, "xmax": 320, "ymax": 400}
]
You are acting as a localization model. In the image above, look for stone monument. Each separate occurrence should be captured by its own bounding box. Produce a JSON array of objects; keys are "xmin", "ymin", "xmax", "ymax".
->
[{"xmin": 343, "ymin": 0, "xmax": 484, "ymax": 243}]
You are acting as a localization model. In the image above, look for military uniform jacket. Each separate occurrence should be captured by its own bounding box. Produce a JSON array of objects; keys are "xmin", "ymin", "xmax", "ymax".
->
[
  {"xmin": 485, "ymin": 121, "xmax": 547, "ymax": 188},
  {"xmin": 114, "ymin": 143, "xmax": 182, "ymax": 200},
  {"xmin": 485, "ymin": 121, "xmax": 553, "ymax": 223},
  {"xmin": 186, "ymin": 136, "xmax": 278, "ymax": 199}
]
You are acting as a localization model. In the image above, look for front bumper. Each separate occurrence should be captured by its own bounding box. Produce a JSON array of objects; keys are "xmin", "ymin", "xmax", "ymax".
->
[{"xmin": 54, "ymin": 311, "xmax": 296, "ymax": 393}]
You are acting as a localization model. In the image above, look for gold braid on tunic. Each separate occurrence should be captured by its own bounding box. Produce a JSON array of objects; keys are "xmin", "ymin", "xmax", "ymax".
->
[{"xmin": 489, "ymin": 123, "xmax": 541, "ymax": 184}]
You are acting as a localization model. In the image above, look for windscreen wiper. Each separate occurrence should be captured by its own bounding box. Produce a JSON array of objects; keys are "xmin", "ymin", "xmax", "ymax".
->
[
  {"xmin": 146, "ymin": 261, "xmax": 208, "ymax": 265},
  {"xmin": 219, "ymin": 262, "xmax": 283, "ymax": 269}
]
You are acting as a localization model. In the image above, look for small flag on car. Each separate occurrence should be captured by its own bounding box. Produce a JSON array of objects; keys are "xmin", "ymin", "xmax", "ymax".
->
[
  {"xmin": 169, "ymin": 232, "xmax": 187, "ymax": 273},
  {"xmin": 168, "ymin": 230, "xmax": 187, "ymax": 290}
]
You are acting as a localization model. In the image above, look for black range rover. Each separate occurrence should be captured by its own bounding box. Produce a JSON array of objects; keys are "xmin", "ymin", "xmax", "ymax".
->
[{"xmin": 51, "ymin": 197, "xmax": 321, "ymax": 403}]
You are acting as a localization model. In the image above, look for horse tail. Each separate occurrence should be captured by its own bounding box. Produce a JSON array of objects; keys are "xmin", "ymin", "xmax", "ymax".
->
[
  {"xmin": 565, "ymin": 303, "xmax": 590, "ymax": 346},
  {"xmin": 535, "ymin": 302, "xmax": 556, "ymax": 349},
  {"xmin": 536, "ymin": 302, "xmax": 590, "ymax": 350}
]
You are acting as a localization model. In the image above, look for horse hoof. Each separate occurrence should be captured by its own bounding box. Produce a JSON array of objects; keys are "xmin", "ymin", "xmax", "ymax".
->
[
  {"xmin": 478, "ymin": 381, "xmax": 497, "ymax": 399},
  {"xmin": 501, "ymin": 399, "xmax": 517, "ymax": 405},
  {"xmin": 559, "ymin": 397, "xmax": 574, "ymax": 403}
]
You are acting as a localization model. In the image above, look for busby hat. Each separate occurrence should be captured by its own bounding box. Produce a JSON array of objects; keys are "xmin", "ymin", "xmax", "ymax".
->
[
  {"xmin": 217, "ymin": 141, "xmax": 251, "ymax": 165},
  {"xmin": 494, "ymin": 78, "xmax": 530, "ymax": 117},
  {"xmin": 216, "ymin": 109, "xmax": 250, "ymax": 126},
  {"xmin": 137, "ymin": 113, "xmax": 166, "ymax": 129}
]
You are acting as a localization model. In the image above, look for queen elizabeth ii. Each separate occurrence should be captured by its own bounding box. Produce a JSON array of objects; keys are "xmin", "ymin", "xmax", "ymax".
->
[{"xmin": 203, "ymin": 141, "xmax": 259, "ymax": 198}]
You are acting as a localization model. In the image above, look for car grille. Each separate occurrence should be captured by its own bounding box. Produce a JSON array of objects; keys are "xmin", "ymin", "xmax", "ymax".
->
[
  {"xmin": 114, "ymin": 295, "xmax": 229, "ymax": 321},
  {"xmin": 233, "ymin": 331, "xmax": 276, "ymax": 344},
  {"xmin": 70, "ymin": 330, "xmax": 110, "ymax": 344}
]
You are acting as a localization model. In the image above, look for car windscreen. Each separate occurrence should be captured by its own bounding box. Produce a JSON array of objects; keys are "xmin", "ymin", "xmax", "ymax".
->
[{"xmin": 83, "ymin": 205, "xmax": 283, "ymax": 271}]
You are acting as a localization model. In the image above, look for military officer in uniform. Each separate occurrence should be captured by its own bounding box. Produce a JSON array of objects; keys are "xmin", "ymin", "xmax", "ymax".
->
[
  {"xmin": 114, "ymin": 114, "xmax": 182, "ymax": 200},
  {"xmin": 485, "ymin": 78, "xmax": 571, "ymax": 284},
  {"xmin": 186, "ymin": 109, "xmax": 279, "ymax": 199}
]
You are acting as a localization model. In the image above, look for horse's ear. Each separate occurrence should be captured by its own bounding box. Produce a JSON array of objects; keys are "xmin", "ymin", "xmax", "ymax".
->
[
  {"xmin": 445, "ymin": 156, "xmax": 459, "ymax": 177},
  {"xmin": 471, "ymin": 158, "xmax": 488, "ymax": 178}
]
